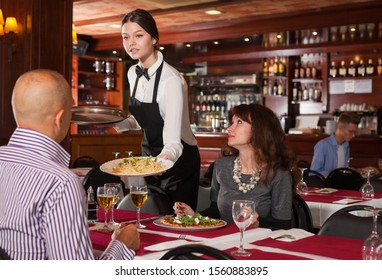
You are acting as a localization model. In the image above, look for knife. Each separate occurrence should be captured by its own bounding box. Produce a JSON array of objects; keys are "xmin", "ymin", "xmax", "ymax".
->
[{"xmin": 120, "ymin": 215, "xmax": 168, "ymax": 225}]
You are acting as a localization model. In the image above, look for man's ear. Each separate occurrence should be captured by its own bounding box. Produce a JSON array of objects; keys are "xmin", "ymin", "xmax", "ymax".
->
[{"xmin": 53, "ymin": 108, "xmax": 65, "ymax": 132}]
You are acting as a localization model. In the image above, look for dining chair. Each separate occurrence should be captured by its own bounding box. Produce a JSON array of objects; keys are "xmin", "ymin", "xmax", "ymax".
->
[
  {"xmin": 370, "ymin": 172, "xmax": 382, "ymax": 192},
  {"xmin": 326, "ymin": 167, "xmax": 365, "ymax": 190},
  {"xmin": 159, "ymin": 244, "xmax": 235, "ymax": 260},
  {"xmin": 72, "ymin": 155, "xmax": 99, "ymax": 168},
  {"xmin": 291, "ymin": 193, "xmax": 315, "ymax": 233},
  {"xmin": 303, "ymin": 169, "xmax": 328, "ymax": 189},
  {"xmin": 82, "ymin": 166, "xmax": 126, "ymax": 202},
  {"xmin": 317, "ymin": 205, "xmax": 382, "ymax": 240},
  {"xmin": 117, "ymin": 185, "xmax": 173, "ymax": 215}
]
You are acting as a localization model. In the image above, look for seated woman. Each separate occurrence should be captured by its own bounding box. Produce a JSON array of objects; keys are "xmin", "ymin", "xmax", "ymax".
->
[{"xmin": 174, "ymin": 103, "xmax": 294, "ymax": 230}]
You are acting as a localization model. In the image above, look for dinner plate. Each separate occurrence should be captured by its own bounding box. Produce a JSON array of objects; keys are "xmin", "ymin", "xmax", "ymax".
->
[
  {"xmin": 99, "ymin": 157, "xmax": 174, "ymax": 177},
  {"xmin": 153, "ymin": 217, "xmax": 227, "ymax": 231},
  {"xmin": 71, "ymin": 106, "xmax": 130, "ymax": 125}
]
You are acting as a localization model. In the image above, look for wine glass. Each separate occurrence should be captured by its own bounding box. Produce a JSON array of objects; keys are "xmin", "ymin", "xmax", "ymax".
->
[
  {"xmin": 361, "ymin": 169, "xmax": 374, "ymax": 199},
  {"xmin": 129, "ymin": 185, "xmax": 148, "ymax": 228},
  {"xmin": 362, "ymin": 207, "xmax": 382, "ymax": 260},
  {"xmin": 106, "ymin": 183, "xmax": 123, "ymax": 226},
  {"xmin": 296, "ymin": 167, "xmax": 308, "ymax": 195},
  {"xmin": 112, "ymin": 152, "xmax": 120, "ymax": 159},
  {"xmin": 96, "ymin": 184, "xmax": 116, "ymax": 232},
  {"xmin": 231, "ymin": 200, "xmax": 256, "ymax": 257}
]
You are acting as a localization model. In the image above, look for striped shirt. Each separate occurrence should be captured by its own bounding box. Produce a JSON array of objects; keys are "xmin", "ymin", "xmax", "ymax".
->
[{"xmin": 0, "ymin": 128, "xmax": 135, "ymax": 260}]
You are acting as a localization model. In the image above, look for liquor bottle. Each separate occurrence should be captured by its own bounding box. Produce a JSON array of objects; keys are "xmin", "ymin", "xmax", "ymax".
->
[
  {"xmin": 357, "ymin": 59, "xmax": 366, "ymax": 76},
  {"xmin": 366, "ymin": 59, "xmax": 374, "ymax": 76},
  {"xmin": 277, "ymin": 79, "xmax": 283, "ymax": 95},
  {"xmin": 87, "ymin": 186, "xmax": 97, "ymax": 222},
  {"xmin": 292, "ymin": 82, "xmax": 298, "ymax": 101},
  {"xmin": 348, "ymin": 60, "xmax": 356, "ymax": 77},
  {"xmin": 378, "ymin": 58, "xmax": 382, "ymax": 76},
  {"xmin": 272, "ymin": 79, "xmax": 278, "ymax": 96},
  {"xmin": 263, "ymin": 79, "xmax": 268, "ymax": 96},
  {"xmin": 195, "ymin": 95, "xmax": 201, "ymax": 113},
  {"xmin": 263, "ymin": 60, "xmax": 269, "ymax": 77},
  {"xmin": 339, "ymin": 60, "xmax": 347, "ymax": 77},
  {"xmin": 273, "ymin": 57, "xmax": 279, "ymax": 76},
  {"xmin": 201, "ymin": 95, "xmax": 207, "ymax": 112},
  {"xmin": 278, "ymin": 57, "xmax": 285, "ymax": 76},
  {"xmin": 268, "ymin": 58, "xmax": 274, "ymax": 77},
  {"xmin": 329, "ymin": 61, "xmax": 337, "ymax": 78},
  {"xmin": 305, "ymin": 62, "xmax": 311, "ymax": 79},
  {"xmin": 294, "ymin": 61, "xmax": 300, "ymax": 79},
  {"xmin": 299, "ymin": 62, "xmax": 305, "ymax": 79}
]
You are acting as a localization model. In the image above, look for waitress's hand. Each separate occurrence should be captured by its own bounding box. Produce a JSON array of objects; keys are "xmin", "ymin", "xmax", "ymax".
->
[
  {"xmin": 173, "ymin": 202, "xmax": 195, "ymax": 216},
  {"xmin": 156, "ymin": 154, "xmax": 171, "ymax": 176}
]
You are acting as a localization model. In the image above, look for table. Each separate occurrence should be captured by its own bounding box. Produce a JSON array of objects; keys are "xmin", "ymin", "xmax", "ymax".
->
[
  {"xmin": 303, "ymin": 188, "xmax": 382, "ymax": 228},
  {"xmin": 90, "ymin": 209, "xmax": 364, "ymax": 260}
]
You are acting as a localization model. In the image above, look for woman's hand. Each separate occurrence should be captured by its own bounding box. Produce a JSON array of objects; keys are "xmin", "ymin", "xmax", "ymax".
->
[
  {"xmin": 250, "ymin": 211, "xmax": 260, "ymax": 228},
  {"xmin": 173, "ymin": 202, "xmax": 195, "ymax": 216}
]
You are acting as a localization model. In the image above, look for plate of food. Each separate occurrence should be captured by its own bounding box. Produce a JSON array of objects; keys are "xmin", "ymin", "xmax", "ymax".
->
[
  {"xmin": 153, "ymin": 214, "xmax": 227, "ymax": 231},
  {"xmin": 100, "ymin": 156, "xmax": 174, "ymax": 177}
]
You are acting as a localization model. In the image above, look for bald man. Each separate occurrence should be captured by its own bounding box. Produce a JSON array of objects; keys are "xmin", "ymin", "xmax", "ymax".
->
[{"xmin": 0, "ymin": 69, "xmax": 139, "ymax": 260}]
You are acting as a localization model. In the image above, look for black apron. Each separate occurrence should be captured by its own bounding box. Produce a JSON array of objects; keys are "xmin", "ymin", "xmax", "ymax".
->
[{"xmin": 128, "ymin": 62, "xmax": 200, "ymax": 209}]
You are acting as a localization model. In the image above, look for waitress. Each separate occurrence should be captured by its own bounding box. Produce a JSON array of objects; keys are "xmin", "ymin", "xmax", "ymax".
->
[{"xmin": 121, "ymin": 9, "xmax": 200, "ymax": 209}]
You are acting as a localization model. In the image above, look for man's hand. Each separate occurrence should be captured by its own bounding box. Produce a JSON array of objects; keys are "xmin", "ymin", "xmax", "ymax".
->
[{"xmin": 112, "ymin": 224, "xmax": 140, "ymax": 251}]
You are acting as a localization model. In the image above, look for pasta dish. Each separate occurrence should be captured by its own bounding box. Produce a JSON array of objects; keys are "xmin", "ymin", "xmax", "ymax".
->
[{"xmin": 112, "ymin": 156, "xmax": 164, "ymax": 175}]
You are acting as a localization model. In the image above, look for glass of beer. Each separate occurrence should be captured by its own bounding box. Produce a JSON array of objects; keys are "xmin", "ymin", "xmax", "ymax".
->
[
  {"xmin": 129, "ymin": 185, "xmax": 148, "ymax": 228},
  {"xmin": 97, "ymin": 185, "xmax": 116, "ymax": 232}
]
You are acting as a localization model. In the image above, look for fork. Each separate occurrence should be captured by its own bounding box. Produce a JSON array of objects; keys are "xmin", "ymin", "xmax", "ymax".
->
[{"xmin": 178, "ymin": 234, "xmax": 202, "ymax": 242}]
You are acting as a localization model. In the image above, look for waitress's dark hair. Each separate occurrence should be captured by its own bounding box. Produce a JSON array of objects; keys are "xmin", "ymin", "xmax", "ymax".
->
[{"xmin": 121, "ymin": 9, "xmax": 159, "ymax": 50}]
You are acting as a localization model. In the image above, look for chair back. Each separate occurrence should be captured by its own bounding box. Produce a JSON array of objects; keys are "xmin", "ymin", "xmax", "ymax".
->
[
  {"xmin": 370, "ymin": 172, "xmax": 382, "ymax": 192},
  {"xmin": 117, "ymin": 185, "xmax": 173, "ymax": 215},
  {"xmin": 317, "ymin": 205, "xmax": 382, "ymax": 240},
  {"xmin": 0, "ymin": 246, "xmax": 11, "ymax": 260},
  {"xmin": 72, "ymin": 155, "xmax": 99, "ymax": 168},
  {"xmin": 160, "ymin": 244, "xmax": 235, "ymax": 260},
  {"xmin": 304, "ymin": 169, "xmax": 328, "ymax": 189},
  {"xmin": 326, "ymin": 168, "xmax": 365, "ymax": 190},
  {"xmin": 292, "ymin": 193, "xmax": 314, "ymax": 233},
  {"xmin": 82, "ymin": 166, "xmax": 125, "ymax": 201}
]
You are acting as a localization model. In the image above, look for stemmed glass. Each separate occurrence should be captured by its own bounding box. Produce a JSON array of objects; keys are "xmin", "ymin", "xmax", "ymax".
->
[
  {"xmin": 361, "ymin": 169, "xmax": 374, "ymax": 199},
  {"xmin": 129, "ymin": 185, "xmax": 148, "ymax": 228},
  {"xmin": 296, "ymin": 168, "xmax": 308, "ymax": 195},
  {"xmin": 106, "ymin": 183, "xmax": 124, "ymax": 226},
  {"xmin": 96, "ymin": 184, "xmax": 116, "ymax": 232},
  {"xmin": 231, "ymin": 200, "xmax": 256, "ymax": 257},
  {"xmin": 362, "ymin": 207, "xmax": 382, "ymax": 260},
  {"xmin": 112, "ymin": 152, "xmax": 120, "ymax": 159}
]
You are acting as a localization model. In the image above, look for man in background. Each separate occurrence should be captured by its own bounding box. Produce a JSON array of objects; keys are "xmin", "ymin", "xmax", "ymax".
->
[
  {"xmin": 310, "ymin": 112, "xmax": 360, "ymax": 177},
  {"xmin": 0, "ymin": 69, "xmax": 139, "ymax": 259}
]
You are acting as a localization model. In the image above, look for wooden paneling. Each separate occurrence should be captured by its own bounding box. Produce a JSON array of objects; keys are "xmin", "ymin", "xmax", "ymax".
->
[{"xmin": 0, "ymin": 0, "xmax": 73, "ymax": 148}]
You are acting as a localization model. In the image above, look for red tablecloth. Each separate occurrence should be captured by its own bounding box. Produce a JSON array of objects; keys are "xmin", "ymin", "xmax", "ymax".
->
[
  {"xmin": 90, "ymin": 209, "xmax": 364, "ymax": 260},
  {"xmin": 303, "ymin": 188, "xmax": 382, "ymax": 203}
]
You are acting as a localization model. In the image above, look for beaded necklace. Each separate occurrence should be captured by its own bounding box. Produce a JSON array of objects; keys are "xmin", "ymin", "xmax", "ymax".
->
[{"xmin": 233, "ymin": 157, "xmax": 261, "ymax": 194}]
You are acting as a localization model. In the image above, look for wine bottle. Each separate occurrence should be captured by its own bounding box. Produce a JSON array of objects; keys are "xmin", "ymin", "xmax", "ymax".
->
[
  {"xmin": 348, "ymin": 60, "xmax": 356, "ymax": 77},
  {"xmin": 329, "ymin": 61, "xmax": 337, "ymax": 78},
  {"xmin": 357, "ymin": 59, "xmax": 366, "ymax": 76},
  {"xmin": 263, "ymin": 79, "xmax": 268, "ymax": 96},
  {"xmin": 87, "ymin": 186, "xmax": 97, "ymax": 221},
  {"xmin": 339, "ymin": 60, "xmax": 347, "ymax": 77},
  {"xmin": 378, "ymin": 58, "xmax": 382, "ymax": 76},
  {"xmin": 292, "ymin": 82, "xmax": 298, "ymax": 101},
  {"xmin": 366, "ymin": 59, "xmax": 374, "ymax": 76},
  {"xmin": 273, "ymin": 57, "xmax": 279, "ymax": 76},
  {"xmin": 263, "ymin": 60, "xmax": 269, "ymax": 77}
]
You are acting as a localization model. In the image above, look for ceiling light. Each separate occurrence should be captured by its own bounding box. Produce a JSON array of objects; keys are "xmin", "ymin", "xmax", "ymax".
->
[
  {"xmin": 204, "ymin": 9, "xmax": 223, "ymax": 15},
  {"xmin": 186, "ymin": 43, "xmax": 191, "ymax": 48},
  {"xmin": 312, "ymin": 31, "xmax": 318, "ymax": 36},
  {"xmin": 213, "ymin": 41, "xmax": 219, "ymax": 45},
  {"xmin": 244, "ymin": 37, "xmax": 250, "ymax": 42},
  {"xmin": 159, "ymin": 46, "xmax": 164, "ymax": 50}
]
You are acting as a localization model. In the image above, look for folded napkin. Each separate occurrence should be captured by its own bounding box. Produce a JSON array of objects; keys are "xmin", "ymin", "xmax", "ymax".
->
[
  {"xmin": 89, "ymin": 223, "xmax": 119, "ymax": 231},
  {"xmin": 144, "ymin": 239, "xmax": 203, "ymax": 252},
  {"xmin": 314, "ymin": 188, "xmax": 338, "ymax": 194},
  {"xmin": 269, "ymin": 228, "xmax": 314, "ymax": 242},
  {"xmin": 332, "ymin": 198, "xmax": 363, "ymax": 204}
]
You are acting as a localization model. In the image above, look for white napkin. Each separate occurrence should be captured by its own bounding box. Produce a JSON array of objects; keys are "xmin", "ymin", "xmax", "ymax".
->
[
  {"xmin": 144, "ymin": 239, "xmax": 203, "ymax": 252},
  {"xmin": 332, "ymin": 198, "xmax": 363, "ymax": 204},
  {"xmin": 269, "ymin": 228, "xmax": 314, "ymax": 242},
  {"xmin": 89, "ymin": 223, "xmax": 119, "ymax": 231},
  {"xmin": 314, "ymin": 188, "xmax": 338, "ymax": 194}
]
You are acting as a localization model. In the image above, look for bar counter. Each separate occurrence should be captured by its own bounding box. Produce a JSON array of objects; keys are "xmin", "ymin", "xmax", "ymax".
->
[{"xmin": 70, "ymin": 131, "xmax": 382, "ymax": 169}]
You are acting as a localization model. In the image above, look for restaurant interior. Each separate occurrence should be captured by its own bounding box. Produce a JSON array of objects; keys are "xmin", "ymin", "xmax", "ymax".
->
[{"xmin": 1, "ymin": 0, "xmax": 382, "ymax": 261}]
